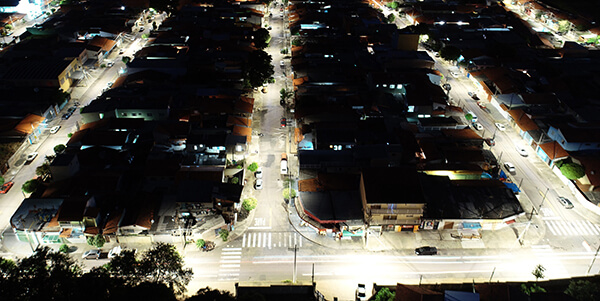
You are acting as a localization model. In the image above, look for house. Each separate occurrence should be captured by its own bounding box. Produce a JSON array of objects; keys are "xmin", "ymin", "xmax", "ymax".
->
[
  {"xmin": 547, "ymin": 123, "xmax": 600, "ymax": 152},
  {"xmin": 1, "ymin": 58, "xmax": 81, "ymax": 91},
  {"xmin": 49, "ymin": 152, "xmax": 80, "ymax": 181},
  {"xmin": 10, "ymin": 198, "xmax": 64, "ymax": 245}
]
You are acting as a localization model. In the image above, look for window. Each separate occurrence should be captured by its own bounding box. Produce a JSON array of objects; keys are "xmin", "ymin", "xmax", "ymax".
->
[
  {"xmin": 131, "ymin": 113, "xmax": 137, "ymax": 116},
  {"xmin": 121, "ymin": 113, "xmax": 127, "ymax": 116},
  {"xmin": 390, "ymin": 84, "xmax": 395, "ymax": 89},
  {"xmin": 383, "ymin": 215, "xmax": 397, "ymax": 220}
]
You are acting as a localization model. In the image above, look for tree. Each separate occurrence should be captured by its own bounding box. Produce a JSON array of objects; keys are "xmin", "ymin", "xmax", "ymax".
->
[
  {"xmin": 374, "ymin": 287, "xmax": 395, "ymax": 301},
  {"xmin": 87, "ymin": 234, "xmax": 106, "ymax": 248},
  {"xmin": 186, "ymin": 287, "xmax": 236, "ymax": 301},
  {"xmin": 219, "ymin": 229, "xmax": 229, "ymax": 241},
  {"xmin": 253, "ymin": 28, "xmax": 271, "ymax": 49},
  {"xmin": 386, "ymin": 1, "xmax": 399, "ymax": 9},
  {"xmin": 106, "ymin": 249, "xmax": 141, "ymax": 286},
  {"xmin": 282, "ymin": 188, "xmax": 297, "ymax": 200},
  {"xmin": 21, "ymin": 179, "xmax": 40, "ymax": 194},
  {"xmin": 558, "ymin": 20, "xmax": 570, "ymax": 33},
  {"xmin": 565, "ymin": 280, "xmax": 599, "ymax": 301},
  {"xmin": 521, "ymin": 283, "xmax": 546, "ymax": 296},
  {"xmin": 532, "ymin": 264, "xmax": 545, "ymax": 281},
  {"xmin": 195, "ymin": 239, "xmax": 205, "ymax": 249},
  {"xmin": 439, "ymin": 45, "xmax": 461, "ymax": 61},
  {"xmin": 560, "ymin": 162, "xmax": 585, "ymax": 180},
  {"xmin": 230, "ymin": 177, "xmax": 239, "ymax": 184},
  {"xmin": 122, "ymin": 56, "xmax": 131, "ymax": 64},
  {"xmin": 0, "ymin": 176, "xmax": 4, "ymax": 185},
  {"xmin": 387, "ymin": 13, "xmax": 396, "ymax": 23},
  {"xmin": 280, "ymin": 88, "xmax": 294, "ymax": 103},
  {"xmin": 244, "ymin": 50, "xmax": 274, "ymax": 88},
  {"xmin": 242, "ymin": 197, "xmax": 257, "ymax": 211},
  {"xmin": 59, "ymin": 244, "xmax": 69, "ymax": 253},
  {"xmin": 35, "ymin": 163, "xmax": 51, "ymax": 179},
  {"xmin": 465, "ymin": 113, "xmax": 473, "ymax": 122},
  {"xmin": 248, "ymin": 162, "xmax": 259, "ymax": 172},
  {"xmin": 54, "ymin": 144, "xmax": 66, "ymax": 154},
  {"xmin": 139, "ymin": 242, "xmax": 193, "ymax": 294}
]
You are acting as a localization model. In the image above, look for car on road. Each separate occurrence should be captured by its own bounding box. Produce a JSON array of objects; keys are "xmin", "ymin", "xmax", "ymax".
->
[
  {"xmin": 504, "ymin": 162, "xmax": 516, "ymax": 174},
  {"xmin": 26, "ymin": 152, "xmax": 38, "ymax": 163},
  {"xmin": 50, "ymin": 125, "xmax": 61, "ymax": 134},
  {"xmin": 415, "ymin": 246, "xmax": 438, "ymax": 255},
  {"xmin": 355, "ymin": 284, "xmax": 367, "ymax": 301},
  {"xmin": 108, "ymin": 246, "xmax": 122, "ymax": 258},
  {"xmin": 515, "ymin": 144, "xmax": 528, "ymax": 157},
  {"xmin": 68, "ymin": 106, "xmax": 77, "ymax": 114},
  {"xmin": 62, "ymin": 113, "xmax": 72, "ymax": 120},
  {"xmin": 280, "ymin": 118, "xmax": 286, "ymax": 127},
  {"xmin": 280, "ymin": 60, "xmax": 285, "ymax": 68},
  {"xmin": 254, "ymin": 178, "xmax": 263, "ymax": 190},
  {"xmin": 82, "ymin": 249, "xmax": 102, "ymax": 260},
  {"xmin": 558, "ymin": 197, "xmax": 574, "ymax": 209},
  {"xmin": 477, "ymin": 101, "xmax": 486, "ymax": 109},
  {"xmin": 484, "ymin": 138, "xmax": 495, "ymax": 147},
  {"xmin": 255, "ymin": 168, "xmax": 263, "ymax": 179},
  {"xmin": 468, "ymin": 92, "xmax": 480, "ymax": 100},
  {"xmin": 73, "ymin": 101, "xmax": 80, "ymax": 106},
  {"xmin": 450, "ymin": 71, "xmax": 460, "ymax": 78},
  {"xmin": 0, "ymin": 181, "xmax": 14, "ymax": 194},
  {"xmin": 281, "ymin": 153, "xmax": 288, "ymax": 175},
  {"xmin": 106, "ymin": 61, "xmax": 114, "ymax": 67},
  {"xmin": 472, "ymin": 122, "xmax": 483, "ymax": 131},
  {"xmin": 495, "ymin": 123, "xmax": 506, "ymax": 131}
]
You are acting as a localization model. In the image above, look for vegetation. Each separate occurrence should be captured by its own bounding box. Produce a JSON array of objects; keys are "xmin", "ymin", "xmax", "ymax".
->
[
  {"xmin": 21, "ymin": 179, "xmax": 41, "ymax": 194},
  {"xmin": 0, "ymin": 142, "xmax": 21, "ymax": 169},
  {"xmin": 87, "ymin": 234, "xmax": 106, "ymax": 248},
  {"xmin": 140, "ymin": 243, "xmax": 193, "ymax": 294},
  {"xmin": 230, "ymin": 177, "xmax": 239, "ymax": 184},
  {"xmin": 122, "ymin": 56, "xmax": 131, "ymax": 64},
  {"xmin": 54, "ymin": 144, "xmax": 66, "ymax": 154},
  {"xmin": 0, "ymin": 176, "xmax": 4, "ymax": 185},
  {"xmin": 559, "ymin": 162, "xmax": 586, "ymax": 180},
  {"xmin": 59, "ymin": 244, "xmax": 69, "ymax": 253},
  {"xmin": 521, "ymin": 283, "xmax": 546, "ymax": 296},
  {"xmin": 532, "ymin": 264, "xmax": 546, "ymax": 281},
  {"xmin": 35, "ymin": 163, "xmax": 51, "ymax": 179},
  {"xmin": 187, "ymin": 287, "xmax": 235, "ymax": 301},
  {"xmin": 242, "ymin": 197, "xmax": 258, "ymax": 211},
  {"xmin": 465, "ymin": 113, "xmax": 473, "ymax": 122},
  {"xmin": 374, "ymin": 287, "xmax": 395, "ymax": 301},
  {"xmin": 248, "ymin": 162, "xmax": 259, "ymax": 172},
  {"xmin": 387, "ymin": 13, "xmax": 396, "ymax": 23},
  {"xmin": 565, "ymin": 280, "xmax": 599, "ymax": 301},
  {"xmin": 280, "ymin": 88, "xmax": 294, "ymax": 103},
  {"xmin": 439, "ymin": 45, "xmax": 461, "ymax": 61},
  {"xmin": 219, "ymin": 229, "xmax": 229, "ymax": 241},
  {"xmin": 282, "ymin": 188, "xmax": 297, "ymax": 200},
  {"xmin": 386, "ymin": 1, "xmax": 399, "ymax": 9},
  {"xmin": 243, "ymin": 50, "xmax": 274, "ymax": 88},
  {"xmin": 253, "ymin": 28, "xmax": 271, "ymax": 49},
  {"xmin": 195, "ymin": 239, "xmax": 205, "ymax": 249}
]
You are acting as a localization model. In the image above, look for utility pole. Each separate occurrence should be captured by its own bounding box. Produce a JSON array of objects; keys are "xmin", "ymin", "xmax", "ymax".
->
[
  {"xmin": 587, "ymin": 244, "xmax": 600, "ymax": 275},
  {"xmin": 312, "ymin": 263, "xmax": 314, "ymax": 283},
  {"xmin": 288, "ymin": 244, "xmax": 298, "ymax": 283},
  {"xmin": 538, "ymin": 187, "xmax": 550, "ymax": 211},
  {"xmin": 489, "ymin": 267, "xmax": 496, "ymax": 282}
]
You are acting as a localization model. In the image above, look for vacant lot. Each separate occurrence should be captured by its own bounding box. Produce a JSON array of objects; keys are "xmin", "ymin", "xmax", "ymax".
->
[{"xmin": 0, "ymin": 142, "xmax": 21, "ymax": 174}]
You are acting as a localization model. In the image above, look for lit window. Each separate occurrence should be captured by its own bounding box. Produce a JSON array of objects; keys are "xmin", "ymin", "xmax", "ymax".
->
[{"xmin": 390, "ymin": 85, "xmax": 395, "ymax": 89}]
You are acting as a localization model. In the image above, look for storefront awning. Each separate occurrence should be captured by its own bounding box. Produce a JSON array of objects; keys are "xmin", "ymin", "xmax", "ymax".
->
[{"xmin": 462, "ymin": 222, "xmax": 481, "ymax": 229}]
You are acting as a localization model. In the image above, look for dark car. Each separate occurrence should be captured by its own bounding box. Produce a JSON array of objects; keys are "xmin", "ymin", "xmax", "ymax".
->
[
  {"xmin": 280, "ymin": 118, "xmax": 286, "ymax": 127},
  {"xmin": 484, "ymin": 138, "xmax": 495, "ymax": 147},
  {"xmin": 415, "ymin": 246, "xmax": 438, "ymax": 255},
  {"xmin": 62, "ymin": 113, "xmax": 72, "ymax": 120},
  {"xmin": 468, "ymin": 92, "xmax": 480, "ymax": 100},
  {"xmin": 558, "ymin": 197, "xmax": 574, "ymax": 209}
]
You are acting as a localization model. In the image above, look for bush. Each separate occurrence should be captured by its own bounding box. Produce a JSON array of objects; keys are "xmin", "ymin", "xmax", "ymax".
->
[
  {"xmin": 59, "ymin": 244, "xmax": 69, "ymax": 253},
  {"xmin": 560, "ymin": 162, "xmax": 585, "ymax": 180},
  {"xmin": 219, "ymin": 229, "xmax": 229, "ymax": 241},
  {"xmin": 195, "ymin": 239, "xmax": 205, "ymax": 249},
  {"xmin": 54, "ymin": 144, "xmax": 66, "ymax": 154},
  {"xmin": 248, "ymin": 162, "xmax": 259, "ymax": 172},
  {"xmin": 242, "ymin": 198, "xmax": 257, "ymax": 211},
  {"xmin": 67, "ymin": 133, "xmax": 73, "ymax": 138},
  {"xmin": 21, "ymin": 179, "xmax": 40, "ymax": 194},
  {"xmin": 283, "ymin": 188, "xmax": 297, "ymax": 200},
  {"xmin": 86, "ymin": 234, "xmax": 106, "ymax": 248},
  {"xmin": 0, "ymin": 176, "xmax": 4, "ymax": 186},
  {"xmin": 231, "ymin": 177, "xmax": 239, "ymax": 184}
]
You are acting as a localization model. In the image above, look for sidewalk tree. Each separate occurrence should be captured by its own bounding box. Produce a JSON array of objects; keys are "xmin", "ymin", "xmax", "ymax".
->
[
  {"xmin": 106, "ymin": 249, "xmax": 141, "ymax": 285},
  {"xmin": 439, "ymin": 45, "xmax": 461, "ymax": 61},
  {"xmin": 282, "ymin": 188, "xmax": 297, "ymax": 200},
  {"xmin": 140, "ymin": 242, "xmax": 193, "ymax": 295},
  {"xmin": 532, "ymin": 264, "xmax": 545, "ymax": 281},
  {"xmin": 253, "ymin": 28, "xmax": 271, "ymax": 49},
  {"xmin": 374, "ymin": 287, "xmax": 395, "ymax": 301},
  {"xmin": 35, "ymin": 163, "xmax": 51, "ymax": 179},
  {"xmin": 21, "ymin": 179, "xmax": 40, "ymax": 194},
  {"xmin": 59, "ymin": 244, "xmax": 69, "ymax": 253},
  {"xmin": 465, "ymin": 113, "xmax": 473, "ymax": 122},
  {"xmin": 242, "ymin": 197, "xmax": 257, "ymax": 211},
  {"xmin": 386, "ymin": 13, "xmax": 396, "ymax": 23},
  {"xmin": 565, "ymin": 280, "xmax": 599, "ymax": 301},
  {"xmin": 195, "ymin": 239, "xmax": 205, "ymax": 249},
  {"xmin": 559, "ymin": 162, "xmax": 585, "ymax": 180},
  {"xmin": 248, "ymin": 162, "xmax": 259, "ymax": 172},
  {"xmin": 54, "ymin": 144, "xmax": 66, "ymax": 154},
  {"xmin": 87, "ymin": 234, "xmax": 106, "ymax": 248},
  {"xmin": 243, "ymin": 50, "xmax": 274, "ymax": 88},
  {"xmin": 280, "ymin": 88, "xmax": 294, "ymax": 103},
  {"xmin": 219, "ymin": 229, "xmax": 229, "ymax": 241}
]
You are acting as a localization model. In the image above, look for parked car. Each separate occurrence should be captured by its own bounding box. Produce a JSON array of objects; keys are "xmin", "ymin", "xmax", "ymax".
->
[
  {"xmin": 477, "ymin": 101, "xmax": 486, "ymax": 109},
  {"xmin": 280, "ymin": 118, "xmax": 287, "ymax": 127},
  {"xmin": 255, "ymin": 168, "xmax": 263, "ymax": 179},
  {"xmin": 26, "ymin": 152, "xmax": 38, "ymax": 163},
  {"xmin": 484, "ymin": 138, "xmax": 495, "ymax": 147},
  {"xmin": 61, "ymin": 113, "xmax": 72, "ymax": 120},
  {"xmin": 108, "ymin": 246, "xmax": 122, "ymax": 258},
  {"xmin": 0, "ymin": 181, "xmax": 14, "ymax": 194},
  {"xmin": 82, "ymin": 249, "xmax": 102, "ymax": 260},
  {"xmin": 504, "ymin": 162, "xmax": 516, "ymax": 174},
  {"xmin": 450, "ymin": 71, "xmax": 460, "ymax": 78},
  {"xmin": 558, "ymin": 197, "xmax": 574, "ymax": 209},
  {"xmin": 472, "ymin": 123, "xmax": 483, "ymax": 131},
  {"xmin": 49, "ymin": 125, "xmax": 61, "ymax": 134},
  {"xmin": 468, "ymin": 92, "xmax": 480, "ymax": 100},
  {"xmin": 254, "ymin": 178, "xmax": 263, "ymax": 190},
  {"xmin": 67, "ymin": 106, "xmax": 77, "ymax": 114},
  {"xmin": 281, "ymin": 153, "xmax": 288, "ymax": 175},
  {"xmin": 515, "ymin": 144, "xmax": 528, "ymax": 157},
  {"xmin": 467, "ymin": 111, "xmax": 477, "ymax": 122},
  {"xmin": 415, "ymin": 246, "xmax": 438, "ymax": 255},
  {"xmin": 280, "ymin": 60, "xmax": 285, "ymax": 68},
  {"xmin": 495, "ymin": 123, "xmax": 506, "ymax": 131},
  {"xmin": 355, "ymin": 284, "xmax": 367, "ymax": 301},
  {"xmin": 106, "ymin": 61, "xmax": 114, "ymax": 67}
]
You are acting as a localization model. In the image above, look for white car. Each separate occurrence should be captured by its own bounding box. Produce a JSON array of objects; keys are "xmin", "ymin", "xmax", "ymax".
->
[
  {"xmin": 254, "ymin": 178, "xmax": 263, "ymax": 190},
  {"xmin": 450, "ymin": 71, "xmax": 460, "ymax": 78},
  {"xmin": 504, "ymin": 162, "xmax": 516, "ymax": 174},
  {"xmin": 50, "ymin": 125, "xmax": 61, "ymax": 134},
  {"xmin": 355, "ymin": 284, "xmax": 367, "ymax": 301},
  {"xmin": 280, "ymin": 60, "xmax": 285, "ymax": 68},
  {"xmin": 26, "ymin": 152, "xmax": 38, "ymax": 162},
  {"xmin": 108, "ymin": 246, "xmax": 122, "ymax": 258},
  {"xmin": 255, "ymin": 168, "xmax": 263, "ymax": 179},
  {"xmin": 472, "ymin": 123, "xmax": 483, "ymax": 131},
  {"xmin": 515, "ymin": 144, "xmax": 528, "ymax": 157},
  {"xmin": 82, "ymin": 249, "xmax": 101, "ymax": 260},
  {"xmin": 495, "ymin": 123, "xmax": 506, "ymax": 131},
  {"xmin": 467, "ymin": 111, "xmax": 477, "ymax": 123}
]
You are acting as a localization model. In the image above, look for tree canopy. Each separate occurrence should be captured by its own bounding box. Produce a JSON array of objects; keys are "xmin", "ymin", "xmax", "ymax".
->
[
  {"xmin": 439, "ymin": 45, "xmax": 461, "ymax": 61},
  {"xmin": 21, "ymin": 179, "xmax": 40, "ymax": 194},
  {"xmin": 253, "ymin": 28, "xmax": 271, "ymax": 49},
  {"xmin": 244, "ymin": 50, "xmax": 274, "ymax": 88},
  {"xmin": 560, "ymin": 162, "xmax": 585, "ymax": 180}
]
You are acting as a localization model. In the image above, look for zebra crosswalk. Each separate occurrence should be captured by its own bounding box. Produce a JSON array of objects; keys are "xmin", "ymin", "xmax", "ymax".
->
[
  {"xmin": 242, "ymin": 232, "xmax": 303, "ymax": 249},
  {"xmin": 545, "ymin": 220, "xmax": 600, "ymax": 236},
  {"xmin": 218, "ymin": 247, "xmax": 241, "ymax": 281}
]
